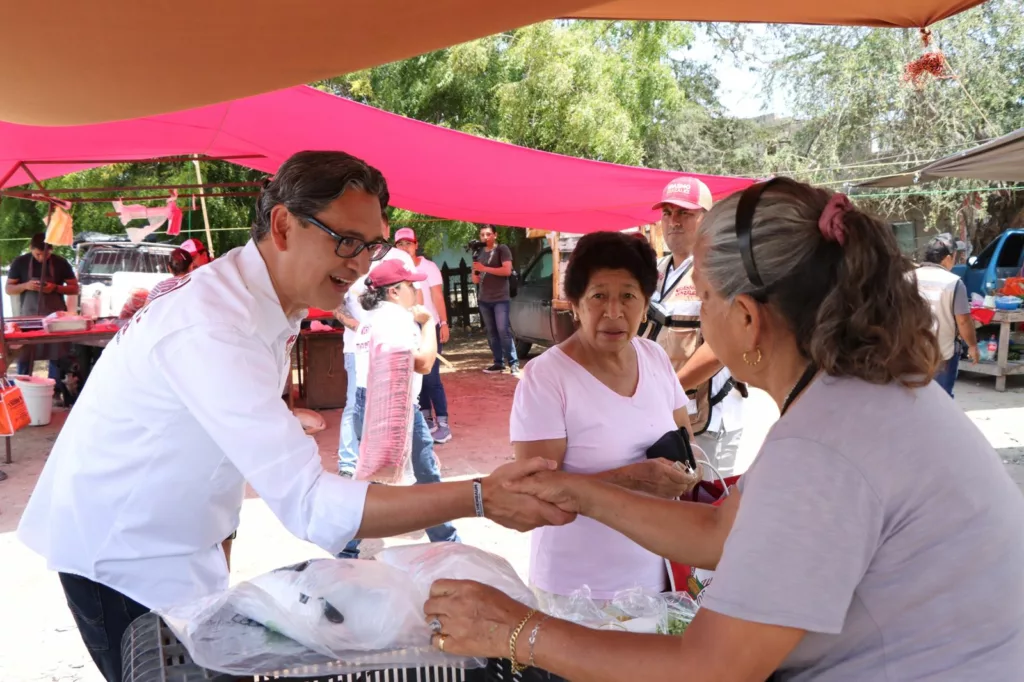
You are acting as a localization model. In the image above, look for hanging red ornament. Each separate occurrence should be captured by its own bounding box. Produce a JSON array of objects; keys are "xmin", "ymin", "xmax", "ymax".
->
[{"xmin": 902, "ymin": 28, "xmax": 952, "ymax": 89}]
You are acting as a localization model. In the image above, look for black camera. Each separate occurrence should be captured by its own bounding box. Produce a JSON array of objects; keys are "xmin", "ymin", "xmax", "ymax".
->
[{"xmin": 465, "ymin": 239, "xmax": 485, "ymax": 257}]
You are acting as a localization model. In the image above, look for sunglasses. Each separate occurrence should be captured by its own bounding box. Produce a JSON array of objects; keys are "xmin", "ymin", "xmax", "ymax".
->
[{"xmin": 300, "ymin": 214, "xmax": 392, "ymax": 261}]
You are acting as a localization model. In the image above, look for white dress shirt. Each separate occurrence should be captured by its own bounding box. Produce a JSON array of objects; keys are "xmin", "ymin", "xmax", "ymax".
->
[{"xmin": 18, "ymin": 241, "xmax": 369, "ymax": 611}]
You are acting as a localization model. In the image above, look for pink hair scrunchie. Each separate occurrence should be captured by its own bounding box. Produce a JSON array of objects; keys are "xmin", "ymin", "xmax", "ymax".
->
[{"xmin": 819, "ymin": 193, "xmax": 852, "ymax": 246}]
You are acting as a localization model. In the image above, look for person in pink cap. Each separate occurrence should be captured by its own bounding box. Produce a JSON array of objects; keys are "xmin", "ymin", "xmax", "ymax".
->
[
  {"xmin": 394, "ymin": 227, "xmax": 452, "ymax": 444},
  {"xmin": 640, "ymin": 176, "xmax": 750, "ymax": 477},
  {"xmin": 180, "ymin": 237, "xmax": 212, "ymax": 269},
  {"xmin": 338, "ymin": 257, "xmax": 461, "ymax": 558}
]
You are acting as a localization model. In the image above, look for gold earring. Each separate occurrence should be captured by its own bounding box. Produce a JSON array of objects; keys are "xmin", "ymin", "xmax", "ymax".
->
[
  {"xmin": 642, "ymin": 313, "xmax": 648, "ymax": 323},
  {"xmin": 743, "ymin": 348, "xmax": 762, "ymax": 366}
]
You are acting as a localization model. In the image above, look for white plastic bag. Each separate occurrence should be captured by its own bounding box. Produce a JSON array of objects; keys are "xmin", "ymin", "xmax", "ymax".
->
[
  {"xmin": 160, "ymin": 558, "xmax": 482, "ymax": 677},
  {"xmin": 543, "ymin": 586, "xmax": 668, "ymax": 634},
  {"xmin": 377, "ymin": 543, "xmax": 538, "ymax": 608}
]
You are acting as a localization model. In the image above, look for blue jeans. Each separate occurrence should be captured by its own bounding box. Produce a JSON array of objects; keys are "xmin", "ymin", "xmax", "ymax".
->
[
  {"xmin": 935, "ymin": 345, "xmax": 961, "ymax": 398},
  {"xmin": 479, "ymin": 300, "xmax": 518, "ymax": 368},
  {"xmin": 337, "ymin": 353, "xmax": 360, "ymax": 475},
  {"xmin": 339, "ymin": 400, "xmax": 459, "ymax": 559},
  {"xmin": 419, "ymin": 326, "xmax": 448, "ymax": 418},
  {"xmin": 16, "ymin": 358, "xmax": 62, "ymax": 382}
]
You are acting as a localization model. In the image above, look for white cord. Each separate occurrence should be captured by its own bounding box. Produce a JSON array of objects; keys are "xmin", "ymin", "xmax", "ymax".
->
[{"xmin": 694, "ymin": 455, "xmax": 730, "ymax": 497}]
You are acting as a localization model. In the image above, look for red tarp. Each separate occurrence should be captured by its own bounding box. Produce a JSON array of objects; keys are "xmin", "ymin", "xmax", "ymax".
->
[{"xmin": 0, "ymin": 86, "xmax": 753, "ymax": 234}]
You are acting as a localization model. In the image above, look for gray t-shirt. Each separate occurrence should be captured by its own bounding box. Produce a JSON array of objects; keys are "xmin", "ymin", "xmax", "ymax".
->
[
  {"xmin": 702, "ymin": 375, "xmax": 1024, "ymax": 681},
  {"xmin": 953, "ymin": 279, "xmax": 970, "ymax": 315},
  {"xmin": 477, "ymin": 244, "xmax": 512, "ymax": 303}
]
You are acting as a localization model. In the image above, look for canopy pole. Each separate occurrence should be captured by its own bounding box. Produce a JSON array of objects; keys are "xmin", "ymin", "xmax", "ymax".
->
[{"xmin": 192, "ymin": 156, "xmax": 215, "ymax": 257}]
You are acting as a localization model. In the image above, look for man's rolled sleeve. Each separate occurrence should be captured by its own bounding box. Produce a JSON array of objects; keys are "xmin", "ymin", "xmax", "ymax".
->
[{"xmin": 152, "ymin": 325, "xmax": 369, "ymax": 554}]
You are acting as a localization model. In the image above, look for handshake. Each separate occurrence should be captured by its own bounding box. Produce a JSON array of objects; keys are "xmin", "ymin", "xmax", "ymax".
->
[{"xmin": 479, "ymin": 456, "xmax": 700, "ymax": 532}]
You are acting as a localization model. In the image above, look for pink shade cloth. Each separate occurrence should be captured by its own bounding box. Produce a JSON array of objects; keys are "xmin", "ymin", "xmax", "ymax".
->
[
  {"xmin": 510, "ymin": 336, "xmax": 687, "ymax": 598},
  {"xmin": 819, "ymin": 193, "xmax": 851, "ymax": 246},
  {"xmin": 0, "ymin": 86, "xmax": 754, "ymax": 234}
]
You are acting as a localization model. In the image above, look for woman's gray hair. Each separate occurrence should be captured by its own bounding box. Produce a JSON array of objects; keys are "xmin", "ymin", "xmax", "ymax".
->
[
  {"xmin": 251, "ymin": 150, "xmax": 389, "ymax": 242},
  {"xmin": 696, "ymin": 177, "xmax": 941, "ymax": 386}
]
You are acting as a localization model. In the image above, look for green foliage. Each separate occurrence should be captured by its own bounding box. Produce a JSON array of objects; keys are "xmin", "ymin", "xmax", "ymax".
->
[{"xmin": 0, "ymin": 161, "xmax": 261, "ymax": 264}]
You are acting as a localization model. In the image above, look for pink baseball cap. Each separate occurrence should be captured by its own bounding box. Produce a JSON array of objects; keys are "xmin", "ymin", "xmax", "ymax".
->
[
  {"xmin": 180, "ymin": 238, "xmax": 207, "ymax": 255},
  {"xmin": 393, "ymin": 227, "xmax": 417, "ymax": 243},
  {"xmin": 367, "ymin": 259, "xmax": 427, "ymax": 288},
  {"xmin": 653, "ymin": 176, "xmax": 713, "ymax": 212}
]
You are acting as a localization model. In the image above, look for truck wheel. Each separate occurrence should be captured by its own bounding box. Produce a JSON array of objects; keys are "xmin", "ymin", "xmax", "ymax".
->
[{"xmin": 515, "ymin": 340, "xmax": 532, "ymax": 360}]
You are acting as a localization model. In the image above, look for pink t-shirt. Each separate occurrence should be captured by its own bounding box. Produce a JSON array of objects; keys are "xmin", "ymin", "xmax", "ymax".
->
[{"xmin": 510, "ymin": 336, "xmax": 687, "ymax": 598}]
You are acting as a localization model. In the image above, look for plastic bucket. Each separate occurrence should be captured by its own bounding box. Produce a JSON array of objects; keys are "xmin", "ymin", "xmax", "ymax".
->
[{"xmin": 14, "ymin": 376, "xmax": 56, "ymax": 426}]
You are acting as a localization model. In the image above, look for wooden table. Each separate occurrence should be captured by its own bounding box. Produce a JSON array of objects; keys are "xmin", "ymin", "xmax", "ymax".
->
[
  {"xmin": 964, "ymin": 309, "xmax": 1024, "ymax": 392},
  {"xmin": 0, "ymin": 323, "xmax": 120, "ymax": 465}
]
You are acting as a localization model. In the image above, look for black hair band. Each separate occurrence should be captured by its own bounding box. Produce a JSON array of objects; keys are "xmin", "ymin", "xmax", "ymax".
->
[{"xmin": 734, "ymin": 178, "xmax": 783, "ymax": 293}]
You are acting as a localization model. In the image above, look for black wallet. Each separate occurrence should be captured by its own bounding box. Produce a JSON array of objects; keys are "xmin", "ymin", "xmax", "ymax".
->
[{"xmin": 645, "ymin": 428, "xmax": 697, "ymax": 471}]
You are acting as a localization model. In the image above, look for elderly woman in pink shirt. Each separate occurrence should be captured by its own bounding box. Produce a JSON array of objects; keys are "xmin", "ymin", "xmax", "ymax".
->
[{"xmin": 511, "ymin": 231, "xmax": 702, "ymax": 606}]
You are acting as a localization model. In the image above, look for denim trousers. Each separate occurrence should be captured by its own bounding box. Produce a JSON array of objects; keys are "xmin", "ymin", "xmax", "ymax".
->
[
  {"xmin": 59, "ymin": 572, "xmax": 150, "ymax": 682},
  {"xmin": 337, "ymin": 353, "xmax": 360, "ymax": 475},
  {"xmin": 418, "ymin": 325, "xmax": 449, "ymax": 418},
  {"xmin": 934, "ymin": 345, "xmax": 961, "ymax": 398},
  {"xmin": 478, "ymin": 299, "xmax": 518, "ymax": 368},
  {"xmin": 340, "ymin": 395, "xmax": 459, "ymax": 558}
]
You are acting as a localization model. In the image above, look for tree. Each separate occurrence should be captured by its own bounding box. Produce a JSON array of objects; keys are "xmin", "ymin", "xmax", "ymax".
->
[
  {"xmin": 684, "ymin": 1, "xmax": 1024, "ymax": 247},
  {"xmin": 318, "ymin": 20, "xmax": 703, "ymax": 256}
]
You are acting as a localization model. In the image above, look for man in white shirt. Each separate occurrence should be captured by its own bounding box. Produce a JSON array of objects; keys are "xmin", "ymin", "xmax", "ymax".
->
[
  {"xmin": 644, "ymin": 176, "xmax": 750, "ymax": 477},
  {"xmin": 394, "ymin": 227, "xmax": 453, "ymax": 444},
  {"xmin": 17, "ymin": 151, "xmax": 572, "ymax": 682}
]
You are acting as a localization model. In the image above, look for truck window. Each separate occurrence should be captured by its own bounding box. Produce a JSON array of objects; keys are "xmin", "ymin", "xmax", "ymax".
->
[
  {"xmin": 996, "ymin": 233, "xmax": 1024, "ymax": 269},
  {"xmin": 524, "ymin": 251, "xmax": 553, "ymax": 283},
  {"xmin": 971, "ymin": 240, "xmax": 997, "ymax": 270}
]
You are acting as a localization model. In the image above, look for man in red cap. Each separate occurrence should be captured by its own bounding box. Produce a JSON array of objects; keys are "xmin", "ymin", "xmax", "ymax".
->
[{"xmin": 641, "ymin": 176, "xmax": 748, "ymax": 477}]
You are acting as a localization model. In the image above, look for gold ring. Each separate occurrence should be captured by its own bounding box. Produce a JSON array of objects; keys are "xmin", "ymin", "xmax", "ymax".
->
[{"xmin": 438, "ymin": 634, "xmax": 447, "ymax": 652}]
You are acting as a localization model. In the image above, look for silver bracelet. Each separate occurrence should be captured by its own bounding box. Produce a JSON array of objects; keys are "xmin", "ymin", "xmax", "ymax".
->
[
  {"xmin": 472, "ymin": 479, "xmax": 485, "ymax": 517},
  {"xmin": 528, "ymin": 615, "xmax": 551, "ymax": 667}
]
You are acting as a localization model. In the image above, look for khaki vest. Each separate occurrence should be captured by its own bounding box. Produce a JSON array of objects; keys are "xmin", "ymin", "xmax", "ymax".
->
[
  {"xmin": 914, "ymin": 264, "xmax": 961, "ymax": 360},
  {"xmin": 639, "ymin": 256, "xmax": 716, "ymax": 434}
]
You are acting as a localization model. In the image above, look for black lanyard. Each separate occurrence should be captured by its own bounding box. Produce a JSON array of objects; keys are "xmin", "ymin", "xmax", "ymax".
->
[
  {"xmin": 659, "ymin": 257, "xmax": 692, "ymax": 301},
  {"xmin": 781, "ymin": 364, "xmax": 818, "ymax": 417}
]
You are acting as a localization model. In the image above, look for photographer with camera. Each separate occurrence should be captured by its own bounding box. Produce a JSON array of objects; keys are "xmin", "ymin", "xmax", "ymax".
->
[{"xmin": 471, "ymin": 225, "xmax": 519, "ymax": 376}]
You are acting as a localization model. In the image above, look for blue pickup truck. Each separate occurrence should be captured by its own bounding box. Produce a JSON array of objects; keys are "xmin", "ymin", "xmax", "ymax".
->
[{"xmin": 953, "ymin": 228, "xmax": 1024, "ymax": 298}]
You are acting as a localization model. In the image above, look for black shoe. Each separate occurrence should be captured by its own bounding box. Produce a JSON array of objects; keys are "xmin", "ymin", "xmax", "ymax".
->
[{"xmin": 483, "ymin": 364, "xmax": 505, "ymax": 374}]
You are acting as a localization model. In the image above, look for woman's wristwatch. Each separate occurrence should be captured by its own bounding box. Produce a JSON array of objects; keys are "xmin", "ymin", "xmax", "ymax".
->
[{"xmin": 440, "ymin": 321, "xmax": 448, "ymax": 327}]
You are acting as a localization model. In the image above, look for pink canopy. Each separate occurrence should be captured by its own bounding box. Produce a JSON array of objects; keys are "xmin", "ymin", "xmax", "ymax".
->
[{"xmin": 0, "ymin": 86, "xmax": 753, "ymax": 234}]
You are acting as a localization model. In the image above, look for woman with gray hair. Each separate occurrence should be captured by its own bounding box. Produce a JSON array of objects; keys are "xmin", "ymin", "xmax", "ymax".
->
[{"xmin": 422, "ymin": 177, "xmax": 1024, "ymax": 681}]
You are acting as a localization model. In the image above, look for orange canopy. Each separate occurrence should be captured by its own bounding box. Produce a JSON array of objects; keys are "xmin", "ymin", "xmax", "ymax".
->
[{"xmin": 0, "ymin": 0, "xmax": 986, "ymax": 126}]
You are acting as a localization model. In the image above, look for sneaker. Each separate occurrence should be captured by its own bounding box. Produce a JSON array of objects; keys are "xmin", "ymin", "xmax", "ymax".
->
[
  {"xmin": 483, "ymin": 364, "xmax": 505, "ymax": 374},
  {"xmin": 426, "ymin": 417, "xmax": 438, "ymax": 433},
  {"xmin": 338, "ymin": 469, "xmax": 355, "ymax": 479},
  {"xmin": 433, "ymin": 424, "xmax": 452, "ymax": 444},
  {"xmin": 509, "ymin": 366, "xmax": 521, "ymax": 378}
]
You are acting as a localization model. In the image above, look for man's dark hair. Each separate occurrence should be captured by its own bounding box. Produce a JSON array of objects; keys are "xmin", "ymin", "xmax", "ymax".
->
[
  {"xmin": 564, "ymin": 231, "xmax": 659, "ymax": 303},
  {"xmin": 479, "ymin": 225, "xmax": 496, "ymax": 235},
  {"xmin": 251, "ymin": 150, "xmax": 390, "ymax": 242},
  {"xmin": 924, "ymin": 237, "xmax": 953, "ymax": 265},
  {"xmin": 30, "ymin": 233, "xmax": 50, "ymax": 252}
]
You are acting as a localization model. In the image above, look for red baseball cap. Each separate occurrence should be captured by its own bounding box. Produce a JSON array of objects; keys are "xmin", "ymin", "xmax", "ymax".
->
[
  {"xmin": 180, "ymin": 238, "xmax": 207, "ymax": 255},
  {"xmin": 653, "ymin": 176, "xmax": 713, "ymax": 212},
  {"xmin": 394, "ymin": 227, "xmax": 417, "ymax": 243},
  {"xmin": 367, "ymin": 259, "xmax": 427, "ymax": 288}
]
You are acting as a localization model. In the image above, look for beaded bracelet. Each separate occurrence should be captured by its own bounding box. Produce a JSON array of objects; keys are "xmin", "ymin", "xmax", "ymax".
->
[{"xmin": 509, "ymin": 609, "xmax": 537, "ymax": 674}]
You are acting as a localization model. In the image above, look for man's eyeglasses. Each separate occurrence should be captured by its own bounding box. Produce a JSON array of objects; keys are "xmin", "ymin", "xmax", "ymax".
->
[{"xmin": 301, "ymin": 214, "xmax": 392, "ymax": 261}]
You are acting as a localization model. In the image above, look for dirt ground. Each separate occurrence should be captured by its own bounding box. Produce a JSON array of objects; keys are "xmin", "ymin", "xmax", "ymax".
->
[{"xmin": 0, "ymin": 335, "xmax": 1022, "ymax": 682}]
